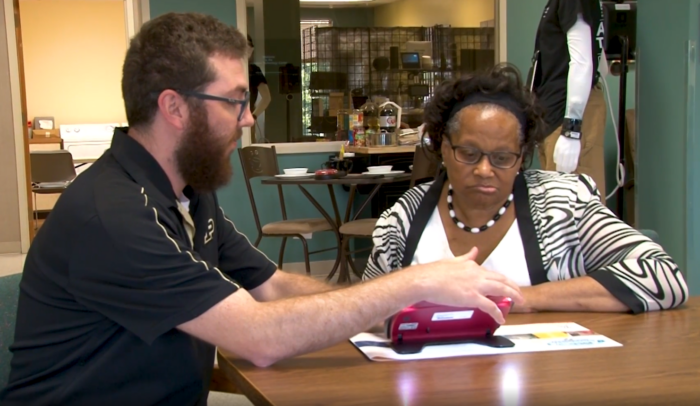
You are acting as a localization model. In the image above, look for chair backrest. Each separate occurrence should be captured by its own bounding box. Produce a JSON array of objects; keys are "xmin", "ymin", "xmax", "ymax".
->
[
  {"xmin": 409, "ymin": 144, "xmax": 440, "ymax": 188},
  {"xmin": 238, "ymin": 146, "xmax": 280, "ymax": 179},
  {"xmin": 237, "ymin": 146, "xmax": 286, "ymax": 232},
  {"xmin": 0, "ymin": 273, "xmax": 21, "ymax": 388},
  {"xmin": 639, "ymin": 229, "xmax": 660, "ymax": 245},
  {"xmin": 30, "ymin": 150, "xmax": 76, "ymax": 184}
]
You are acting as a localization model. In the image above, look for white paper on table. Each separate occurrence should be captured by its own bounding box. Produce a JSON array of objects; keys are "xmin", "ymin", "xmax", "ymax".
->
[{"xmin": 350, "ymin": 322, "xmax": 622, "ymax": 362}]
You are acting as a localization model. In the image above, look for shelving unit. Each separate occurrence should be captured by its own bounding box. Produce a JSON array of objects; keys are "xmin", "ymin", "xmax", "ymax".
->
[{"xmin": 301, "ymin": 25, "xmax": 495, "ymax": 137}]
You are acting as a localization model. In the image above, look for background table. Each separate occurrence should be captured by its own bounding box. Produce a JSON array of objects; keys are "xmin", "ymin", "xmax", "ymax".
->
[
  {"xmin": 261, "ymin": 173, "xmax": 411, "ymax": 282},
  {"xmin": 218, "ymin": 297, "xmax": 700, "ymax": 406},
  {"xmin": 345, "ymin": 146, "xmax": 417, "ymax": 218}
]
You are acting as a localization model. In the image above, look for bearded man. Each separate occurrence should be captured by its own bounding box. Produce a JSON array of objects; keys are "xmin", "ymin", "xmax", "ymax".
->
[{"xmin": 1, "ymin": 12, "xmax": 522, "ymax": 406}]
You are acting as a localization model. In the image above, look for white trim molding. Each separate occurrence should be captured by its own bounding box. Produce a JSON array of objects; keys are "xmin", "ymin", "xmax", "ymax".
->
[
  {"xmin": 124, "ymin": 0, "xmax": 148, "ymax": 40},
  {"xmin": 496, "ymin": 0, "xmax": 507, "ymax": 63},
  {"xmin": 124, "ymin": 0, "xmax": 137, "ymax": 40},
  {"xmin": 236, "ymin": 0, "xmax": 253, "ymax": 150},
  {"xmin": 139, "ymin": 0, "xmax": 149, "ymax": 23},
  {"xmin": 248, "ymin": 141, "xmax": 345, "ymax": 154},
  {"xmin": 5, "ymin": 0, "xmax": 30, "ymax": 253}
]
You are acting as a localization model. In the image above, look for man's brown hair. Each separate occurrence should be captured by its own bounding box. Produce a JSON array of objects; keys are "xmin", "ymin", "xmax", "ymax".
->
[{"xmin": 121, "ymin": 12, "xmax": 249, "ymax": 128}]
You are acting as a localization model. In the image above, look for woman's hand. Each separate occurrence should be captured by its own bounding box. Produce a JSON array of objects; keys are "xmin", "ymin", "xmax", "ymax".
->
[{"xmin": 510, "ymin": 287, "xmax": 538, "ymax": 313}]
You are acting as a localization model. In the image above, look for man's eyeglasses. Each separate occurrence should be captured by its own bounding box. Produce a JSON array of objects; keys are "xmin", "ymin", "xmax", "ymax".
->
[
  {"xmin": 177, "ymin": 90, "xmax": 250, "ymax": 121},
  {"xmin": 448, "ymin": 144, "xmax": 521, "ymax": 169}
]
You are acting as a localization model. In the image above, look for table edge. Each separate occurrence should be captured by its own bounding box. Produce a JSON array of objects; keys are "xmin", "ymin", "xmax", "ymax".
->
[{"xmin": 217, "ymin": 349, "xmax": 275, "ymax": 406}]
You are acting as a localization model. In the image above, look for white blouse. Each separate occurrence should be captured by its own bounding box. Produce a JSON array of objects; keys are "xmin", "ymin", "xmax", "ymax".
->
[{"xmin": 410, "ymin": 207, "xmax": 532, "ymax": 286}]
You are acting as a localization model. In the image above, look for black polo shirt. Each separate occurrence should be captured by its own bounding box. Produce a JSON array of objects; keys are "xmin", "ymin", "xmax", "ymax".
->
[
  {"xmin": 531, "ymin": 0, "xmax": 603, "ymax": 134},
  {"xmin": 0, "ymin": 129, "xmax": 277, "ymax": 406}
]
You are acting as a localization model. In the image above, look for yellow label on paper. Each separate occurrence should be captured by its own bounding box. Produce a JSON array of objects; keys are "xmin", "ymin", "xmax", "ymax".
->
[{"xmin": 533, "ymin": 332, "xmax": 570, "ymax": 339}]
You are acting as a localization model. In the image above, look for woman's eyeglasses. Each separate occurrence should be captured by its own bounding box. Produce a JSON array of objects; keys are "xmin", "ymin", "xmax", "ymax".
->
[{"xmin": 448, "ymin": 144, "xmax": 521, "ymax": 169}]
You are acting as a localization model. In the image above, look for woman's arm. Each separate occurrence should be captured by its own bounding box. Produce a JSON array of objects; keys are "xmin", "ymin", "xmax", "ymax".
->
[
  {"xmin": 533, "ymin": 174, "xmax": 688, "ymax": 313},
  {"xmin": 513, "ymin": 276, "xmax": 629, "ymax": 313},
  {"xmin": 362, "ymin": 213, "xmax": 400, "ymax": 281},
  {"xmin": 362, "ymin": 185, "xmax": 429, "ymax": 280},
  {"xmin": 252, "ymin": 82, "xmax": 271, "ymax": 117}
]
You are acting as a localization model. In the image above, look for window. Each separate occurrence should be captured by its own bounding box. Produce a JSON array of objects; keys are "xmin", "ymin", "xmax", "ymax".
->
[
  {"xmin": 239, "ymin": 0, "xmax": 501, "ymax": 153},
  {"xmin": 301, "ymin": 20, "xmax": 332, "ymax": 139}
]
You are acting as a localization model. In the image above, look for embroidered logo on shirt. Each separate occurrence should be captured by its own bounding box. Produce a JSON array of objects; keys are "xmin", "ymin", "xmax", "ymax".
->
[{"xmin": 204, "ymin": 219, "xmax": 215, "ymax": 245}]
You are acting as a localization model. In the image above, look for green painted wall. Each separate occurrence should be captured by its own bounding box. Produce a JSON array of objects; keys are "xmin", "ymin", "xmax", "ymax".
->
[
  {"xmin": 150, "ymin": 0, "xmax": 237, "ymax": 26},
  {"xmin": 149, "ymin": 0, "xmax": 346, "ymax": 266},
  {"xmin": 636, "ymin": 0, "xmax": 700, "ymax": 294},
  {"xmin": 506, "ymin": 0, "xmax": 634, "ymax": 212},
  {"xmin": 687, "ymin": 0, "xmax": 700, "ymax": 295}
]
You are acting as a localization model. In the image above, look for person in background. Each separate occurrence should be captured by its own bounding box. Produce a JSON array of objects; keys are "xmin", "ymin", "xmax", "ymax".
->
[
  {"xmin": 247, "ymin": 34, "xmax": 271, "ymax": 143},
  {"xmin": 363, "ymin": 64, "xmax": 688, "ymax": 315},
  {"xmin": 0, "ymin": 13, "xmax": 523, "ymax": 406},
  {"xmin": 529, "ymin": 0, "xmax": 607, "ymax": 203}
]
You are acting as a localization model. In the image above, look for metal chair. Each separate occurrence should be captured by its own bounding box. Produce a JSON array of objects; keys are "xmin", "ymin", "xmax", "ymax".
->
[
  {"xmin": 336, "ymin": 144, "xmax": 440, "ymax": 282},
  {"xmin": 238, "ymin": 146, "xmax": 336, "ymax": 275},
  {"xmin": 30, "ymin": 151, "xmax": 76, "ymax": 230},
  {"xmin": 0, "ymin": 273, "xmax": 21, "ymax": 388},
  {"xmin": 409, "ymin": 144, "xmax": 441, "ymax": 188}
]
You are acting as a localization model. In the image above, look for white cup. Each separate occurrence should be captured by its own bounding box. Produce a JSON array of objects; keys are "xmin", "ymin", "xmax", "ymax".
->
[
  {"xmin": 367, "ymin": 165, "xmax": 392, "ymax": 173},
  {"xmin": 283, "ymin": 168, "xmax": 308, "ymax": 175}
]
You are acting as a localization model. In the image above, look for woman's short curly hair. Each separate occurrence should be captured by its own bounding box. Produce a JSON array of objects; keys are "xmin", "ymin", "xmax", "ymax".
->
[{"xmin": 423, "ymin": 63, "xmax": 547, "ymax": 169}]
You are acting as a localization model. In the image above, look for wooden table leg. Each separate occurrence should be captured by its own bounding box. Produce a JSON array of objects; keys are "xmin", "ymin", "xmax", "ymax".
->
[{"xmin": 296, "ymin": 185, "xmax": 343, "ymax": 281}]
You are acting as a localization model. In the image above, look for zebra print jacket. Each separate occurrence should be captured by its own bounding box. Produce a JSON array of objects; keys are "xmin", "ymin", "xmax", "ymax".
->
[{"xmin": 362, "ymin": 170, "xmax": 688, "ymax": 313}]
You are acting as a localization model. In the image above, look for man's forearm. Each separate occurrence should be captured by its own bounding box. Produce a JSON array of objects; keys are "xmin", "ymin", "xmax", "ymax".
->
[
  {"xmin": 515, "ymin": 276, "xmax": 629, "ymax": 313},
  {"xmin": 238, "ymin": 269, "xmax": 425, "ymax": 366},
  {"xmin": 249, "ymin": 270, "xmax": 338, "ymax": 302},
  {"xmin": 273, "ymin": 271, "xmax": 337, "ymax": 298}
]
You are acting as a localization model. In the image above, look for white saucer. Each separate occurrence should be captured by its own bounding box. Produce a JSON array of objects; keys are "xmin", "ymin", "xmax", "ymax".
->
[
  {"xmin": 362, "ymin": 170, "xmax": 405, "ymax": 176},
  {"xmin": 274, "ymin": 173, "xmax": 314, "ymax": 178}
]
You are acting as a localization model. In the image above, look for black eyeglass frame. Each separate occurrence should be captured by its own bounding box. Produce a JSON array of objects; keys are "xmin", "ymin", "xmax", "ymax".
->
[
  {"xmin": 446, "ymin": 141, "xmax": 522, "ymax": 169},
  {"xmin": 177, "ymin": 90, "xmax": 250, "ymax": 121}
]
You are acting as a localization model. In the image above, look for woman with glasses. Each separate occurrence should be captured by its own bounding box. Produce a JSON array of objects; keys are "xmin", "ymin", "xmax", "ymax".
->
[{"xmin": 362, "ymin": 64, "xmax": 688, "ymax": 314}]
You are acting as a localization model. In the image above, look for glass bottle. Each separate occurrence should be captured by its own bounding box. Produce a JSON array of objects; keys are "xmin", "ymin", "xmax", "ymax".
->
[{"xmin": 379, "ymin": 102, "xmax": 398, "ymax": 135}]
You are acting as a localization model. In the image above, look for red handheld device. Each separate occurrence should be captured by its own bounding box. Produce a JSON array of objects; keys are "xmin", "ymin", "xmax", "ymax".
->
[{"xmin": 385, "ymin": 297, "xmax": 515, "ymax": 354}]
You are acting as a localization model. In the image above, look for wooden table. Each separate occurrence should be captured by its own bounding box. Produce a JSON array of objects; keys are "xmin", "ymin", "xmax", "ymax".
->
[
  {"xmin": 346, "ymin": 145, "xmax": 417, "ymax": 154},
  {"xmin": 344, "ymin": 146, "xmax": 418, "ymax": 217},
  {"xmin": 218, "ymin": 297, "xmax": 700, "ymax": 405}
]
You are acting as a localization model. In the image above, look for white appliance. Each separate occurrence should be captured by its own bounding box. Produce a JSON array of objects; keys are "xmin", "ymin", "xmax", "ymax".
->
[{"xmin": 60, "ymin": 123, "xmax": 125, "ymax": 162}]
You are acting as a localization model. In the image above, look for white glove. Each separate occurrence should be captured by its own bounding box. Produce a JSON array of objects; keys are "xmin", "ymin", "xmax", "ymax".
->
[{"xmin": 553, "ymin": 135, "xmax": 581, "ymax": 173}]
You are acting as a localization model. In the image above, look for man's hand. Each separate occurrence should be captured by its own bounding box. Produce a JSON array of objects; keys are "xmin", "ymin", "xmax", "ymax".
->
[
  {"xmin": 553, "ymin": 135, "xmax": 581, "ymax": 173},
  {"xmin": 412, "ymin": 247, "xmax": 524, "ymax": 324}
]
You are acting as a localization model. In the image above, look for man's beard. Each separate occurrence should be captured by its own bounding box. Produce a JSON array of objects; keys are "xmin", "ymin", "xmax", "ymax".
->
[{"xmin": 175, "ymin": 102, "xmax": 239, "ymax": 193}]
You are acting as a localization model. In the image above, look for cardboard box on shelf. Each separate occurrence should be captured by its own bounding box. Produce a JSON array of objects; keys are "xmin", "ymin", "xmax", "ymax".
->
[
  {"xmin": 32, "ymin": 129, "xmax": 60, "ymax": 138},
  {"xmin": 328, "ymin": 92, "xmax": 344, "ymax": 110}
]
